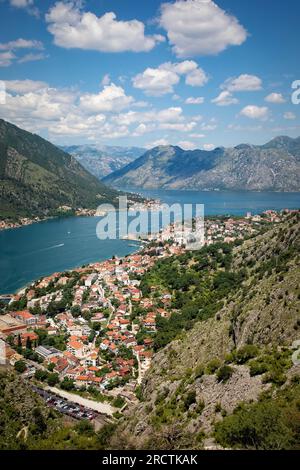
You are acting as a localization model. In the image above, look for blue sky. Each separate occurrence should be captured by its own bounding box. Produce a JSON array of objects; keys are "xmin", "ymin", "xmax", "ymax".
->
[{"xmin": 0, "ymin": 0, "xmax": 299, "ymax": 150}]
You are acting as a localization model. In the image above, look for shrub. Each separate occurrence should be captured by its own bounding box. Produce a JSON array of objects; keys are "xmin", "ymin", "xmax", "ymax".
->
[
  {"xmin": 75, "ymin": 419, "xmax": 94, "ymax": 436},
  {"xmin": 14, "ymin": 360, "xmax": 26, "ymax": 373},
  {"xmin": 214, "ymin": 401, "xmax": 294, "ymax": 449},
  {"xmin": 195, "ymin": 400, "xmax": 205, "ymax": 414},
  {"xmin": 215, "ymin": 402, "xmax": 222, "ymax": 413},
  {"xmin": 184, "ymin": 390, "xmax": 197, "ymax": 410},
  {"xmin": 60, "ymin": 377, "xmax": 75, "ymax": 391},
  {"xmin": 235, "ymin": 345, "xmax": 259, "ymax": 364},
  {"xmin": 206, "ymin": 358, "xmax": 221, "ymax": 375},
  {"xmin": 217, "ymin": 365, "xmax": 234, "ymax": 383},
  {"xmin": 249, "ymin": 359, "xmax": 269, "ymax": 376},
  {"xmin": 194, "ymin": 364, "xmax": 204, "ymax": 379},
  {"xmin": 112, "ymin": 396, "xmax": 125, "ymax": 408},
  {"xmin": 47, "ymin": 373, "xmax": 59, "ymax": 387}
]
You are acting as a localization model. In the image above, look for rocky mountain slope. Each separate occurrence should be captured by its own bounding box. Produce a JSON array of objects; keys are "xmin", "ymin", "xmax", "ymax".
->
[
  {"xmin": 62, "ymin": 145, "xmax": 145, "ymax": 179},
  {"xmin": 0, "ymin": 119, "xmax": 120, "ymax": 220},
  {"xmin": 103, "ymin": 137, "xmax": 300, "ymax": 191},
  {"xmin": 108, "ymin": 213, "xmax": 300, "ymax": 449}
]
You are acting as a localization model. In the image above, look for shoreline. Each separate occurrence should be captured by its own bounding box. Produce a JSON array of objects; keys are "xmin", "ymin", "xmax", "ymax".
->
[
  {"xmin": 1, "ymin": 205, "xmax": 299, "ymax": 297},
  {"xmin": 0, "ymin": 198, "xmax": 161, "ymax": 232},
  {"xmin": 5, "ymin": 239, "xmax": 146, "ymax": 298}
]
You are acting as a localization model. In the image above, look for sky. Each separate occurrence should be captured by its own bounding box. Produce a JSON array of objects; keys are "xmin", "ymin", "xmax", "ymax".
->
[{"xmin": 0, "ymin": 0, "xmax": 299, "ymax": 150}]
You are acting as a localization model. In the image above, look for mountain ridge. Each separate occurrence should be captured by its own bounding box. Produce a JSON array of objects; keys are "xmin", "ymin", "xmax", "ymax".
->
[
  {"xmin": 0, "ymin": 119, "xmax": 120, "ymax": 220},
  {"xmin": 103, "ymin": 136, "xmax": 300, "ymax": 191},
  {"xmin": 62, "ymin": 144, "xmax": 145, "ymax": 179}
]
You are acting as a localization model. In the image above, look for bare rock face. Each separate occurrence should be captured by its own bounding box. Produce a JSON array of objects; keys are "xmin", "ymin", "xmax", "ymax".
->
[
  {"xmin": 194, "ymin": 366, "xmax": 269, "ymax": 433},
  {"xmin": 104, "ymin": 136, "xmax": 300, "ymax": 191}
]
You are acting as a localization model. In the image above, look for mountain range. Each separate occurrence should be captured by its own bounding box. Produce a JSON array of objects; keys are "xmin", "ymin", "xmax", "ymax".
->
[
  {"xmin": 0, "ymin": 119, "xmax": 120, "ymax": 220},
  {"xmin": 103, "ymin": 136, "xmax": 300, "ymax": 192},
  {"xmin": 62, "ymin": 144, "xmax": 145, "ymax": 179}
]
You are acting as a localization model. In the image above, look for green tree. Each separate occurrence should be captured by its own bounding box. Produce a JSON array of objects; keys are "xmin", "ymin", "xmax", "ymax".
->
[
  {"xmin": 14, "ymin": 360, "xmax": 26, "ymax": 373},
  {"xmin": 47, "ymin": 373, "xmax": 59, "ymax": 387}
]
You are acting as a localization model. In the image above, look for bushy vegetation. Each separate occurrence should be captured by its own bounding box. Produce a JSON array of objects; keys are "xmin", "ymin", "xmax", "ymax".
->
[
  {"xmin": 140, "ymin": 243, "xmax": 247, "ymax": 350},
  {"xmin": 216, "ymin": 365, "xmax": 234, "ymax": 383},
  {"xmin": 214, "ymin": 383, "xmax": 300, "ymax": 449},
  {"xmin": 248, "ymin": 348, "xmax": 292, "ymax": 386},
  {"xmin": 0, "ymin": 370, "xmax": 119, "ymax": 450}
]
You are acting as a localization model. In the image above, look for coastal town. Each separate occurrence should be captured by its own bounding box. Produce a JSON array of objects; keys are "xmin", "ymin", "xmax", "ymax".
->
[
  {"xmin": 0, "ymin": 209, "xmax": 297, "ymax": 424},
  {"xmin": 0, "ymin": 198, "xmax": 162, "ymax": 231}
]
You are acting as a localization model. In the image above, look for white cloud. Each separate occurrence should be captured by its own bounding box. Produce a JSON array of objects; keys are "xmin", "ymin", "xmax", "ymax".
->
[
  {"xmin": 79, "ymin": 83, "xmax": 134, "ymax": 113},
  {"xmin": 227, "ymin": 123, "xmax": 263, "ymax": 132},
  {"xmin": 145, "ymin": 138, "xmax": 170, "ymax": 149},
  {"xmin": 18, "ymin": 52, "xmax": 47, "ymax": 64},
  {"xmin": 0, "ymin": 51, "xmax": 16, "ymax": 67},
  {"xmin": 1, "ymin": 88, "xmax": 77, "ymax": 123},
  {"xmin": 46, "ymin": 1, "xmax": 164, "ymax": 53},
  {"xmin": 190, "ymin": 133, "xmax": 205, "ymax": 138},
  {"xmin": 132, "ymin": 67, "xmax": 180, "ymax": 96},
  {"xmin": 0, "ymin": 38, "xmax": 43, "ymax": 50},
  {"xmin": 4, "ymin": 79, "xmax": 48, "ymax": 93},
  {"xmin": 10, "ymin": 0, "xmax": 33, "ymax": 6},
  {"xmin": 160, "ymin": 121, "xmax": 197, "ymax": 132},
  {"xmin": 240, "ymin": 105, "xmax": 269, "ymax": 120},
  {"xmin": 283, "ymin": 111, "xmax": 296, "ymax": 120},
  {"xmin": 201, "ymin": 122, "xmax": 217, "ymax": 131},
  {"xmin": 132, "ymin": 61, "xmax": 208, "ymax": 96},
  {"xmin": 159, "ymin": 0, "xmax": 247, "ymax": 58},
  {"xmin": 9, "ymin": 0, "xmax": 39, "ymax": 17},
  {"xmin": 112, "ymin": 107, "xmax": 184, "ymax": 127},
  {"xmin": 185, "ymin": 97, "xmax": 204, "ymax": 104},
  {"xmin": 49, "ymin": 113, "xmax": 106, "ymax": 136},
  {"xmin": 132, "ymin": 123, "xmax": 154, "ymax": 136},
  {"xmin": 170, "ymin": 60, "xmax": 198, "ymax": 74},
  {"xmin": 0, "ymin": 38, "xmax": 45, "ymax": 66},
  {"xmin": 264, "ymin": 92, "xmax": 286, "ymax": 104},
  {"xmin": 177, "ymin": 140, "xmax": 197, "ymax": 150},
  {"xmin": 0, "ymin": 77, "xmax": 209, "ymax": 145},
  {"xmin": 222, "ymin": 74, "xmax": 262, "ymax": 92},
  {"xmin": 203, "ymin": 143, "xmax": 215, "ymax": 151},
  {"xmin": 156, "ymin": 106, "xmax": 183, "ymax": 123},
  {"xmin": 111, "ymin": 106, "xmax": 198, "ymax": 137},
  {"xmin": 101, "ymin": 74, "xmax": 111, "ymax": 86},
  {"xmin": 185, "ymin": 68, "xmax": 208, "ymax": 86},
  {"xmin": 211, "ymin": 91, "xmax": 238, "ymax": 106}
]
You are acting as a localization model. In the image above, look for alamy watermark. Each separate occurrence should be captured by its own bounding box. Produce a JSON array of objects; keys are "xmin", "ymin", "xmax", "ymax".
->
[
  {"xmin": 292, "ymin": 340, "xmax": 300, "ymax": 366},
  {"xmin": 0, "ymin": 339, "xmax": 6, "ymax": 365},
  {"xmin": 291, "ymin": 80, "xmax": 300, "ymax": 104},
  {"xmin": 0, "ymin": 81, "xmax": 6, "ymax": 105},
  {"xmin": 95, "ymin": 196, "xmax": 204, "ymax": 251}
]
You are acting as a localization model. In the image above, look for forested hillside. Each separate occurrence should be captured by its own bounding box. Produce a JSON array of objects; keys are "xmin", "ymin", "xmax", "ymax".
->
[{"xmin": 0, "ymin": 119, "xmax": 120, "ymax": 220}]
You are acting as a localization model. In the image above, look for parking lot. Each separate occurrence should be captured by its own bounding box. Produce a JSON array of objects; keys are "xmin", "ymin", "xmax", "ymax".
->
[{"xmin": 31, "ymin": 386, "xmax": 98, "ymax": 421}]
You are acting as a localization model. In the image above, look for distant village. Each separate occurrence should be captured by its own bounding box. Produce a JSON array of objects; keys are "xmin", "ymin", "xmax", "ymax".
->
[
  {"xmin": 0, "ymin": 198, "xmax": 162, "ymax": 231},
  {"xmin": 0, "ymin": 209, "xmax": 297, "ymax": 420}
]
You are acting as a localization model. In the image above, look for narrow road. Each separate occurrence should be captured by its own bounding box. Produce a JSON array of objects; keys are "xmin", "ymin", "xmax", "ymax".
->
[{"xmin": 46, "ymin": 386, "xmax": 116, "ymax": 416}]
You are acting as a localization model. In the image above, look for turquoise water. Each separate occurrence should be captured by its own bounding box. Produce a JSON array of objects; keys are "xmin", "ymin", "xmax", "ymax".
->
[
  {"xmin": 0, "ymin": 190, "xmax": 299, "ymax": 294},
  {"xmin": 130, "ymin": 189, "xmax": 300, "ymax": 216},
  {"xmin": 0, "ymin": 216, "xmax": 140, "ymax": 295}
]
